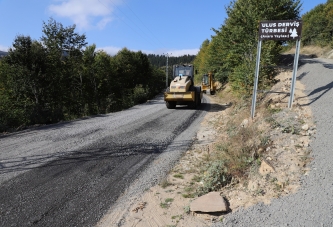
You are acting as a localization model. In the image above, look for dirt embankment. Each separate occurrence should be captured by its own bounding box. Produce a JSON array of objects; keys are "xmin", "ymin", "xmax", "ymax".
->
[{"xmin": 286, "ymin": 45, "xmax": 333, "ymax": 59}]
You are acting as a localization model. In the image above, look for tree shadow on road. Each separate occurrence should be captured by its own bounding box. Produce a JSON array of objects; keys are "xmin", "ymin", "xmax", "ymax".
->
[
  {"xmin": 269, "ymin": 55, "xmax": 333, "ymax": 107},
  {"xmin": 300, "ymin": 81, "xmax": 333, "ymax": 106},
  {"xmin": 172, "ymin": 98, "xmax": 232, "ymax": 113},
  {"xmin": 0, "ymin": 139, "xmax": 193, "ymax": 175},
  {"xmin": 200, "ymin": 102, "xmax": 232, "ymax": 113},
  {"xmin": 323, "ymin": 63, "xmax": 333, "ymax": 69},
  {"xmin": 297, "ymin": 71, "xmax": 309, "ymax": 81},
  {"xmin": 0, "ymin": 114, "xmax": 111, "ymax": 139}
]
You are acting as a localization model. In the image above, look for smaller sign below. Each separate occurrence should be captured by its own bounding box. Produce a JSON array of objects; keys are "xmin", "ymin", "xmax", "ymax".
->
[{"xmin": 259, "ymin": 20, "xmax": 302, "ymax": 41}]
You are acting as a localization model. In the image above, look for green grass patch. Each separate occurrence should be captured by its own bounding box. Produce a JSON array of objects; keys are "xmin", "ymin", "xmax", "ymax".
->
[
  {"xmin": 160, "ymin": 179, "xmax": 171, "ymax": 188},
  {"xmin": 160, "ymin": 198, "xmax": 174, "ymax": 209},
  {"xmin": 182, "ymin": 193, "xmax": 195, "ymax": 198},
  {"xmin": 165, "ymin": 198, "xmax": 174, "ymax": 203},
  {"xmin": 173, "ymin": 173, "xmax": 184, "ymax": 179},
  {"xmin": 191, "ymin": 175, "xmax": 201, "ymax": 182},
  {"xmin": 160, "ymin": 202, "xmax": 168, "ymax": 209}
]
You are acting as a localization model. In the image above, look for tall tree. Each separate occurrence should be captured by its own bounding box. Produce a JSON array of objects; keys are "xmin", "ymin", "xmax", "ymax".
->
[
  {"xmin": 206, "ymin": 0, "xmax": 301, "ymax": 94},
  {"xmin": 41, "ymin": 18, "xmax": 87, "ymax": 118},
  {"xmin": 302, "ymin": 1, "xmax": 333, "ymax": 47},
  {"xmin": 0, "ymin": 35, "xmax": 50, "ymax": 127},
  {"xmin": 193, "ymin": 39, "xmax": 210, "ymax": 77}
]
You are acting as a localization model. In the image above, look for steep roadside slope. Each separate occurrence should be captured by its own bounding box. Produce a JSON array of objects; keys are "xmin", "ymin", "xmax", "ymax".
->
[{"xmin": 220, "ymin": 57, "xmax": 333, "ymax": 226}]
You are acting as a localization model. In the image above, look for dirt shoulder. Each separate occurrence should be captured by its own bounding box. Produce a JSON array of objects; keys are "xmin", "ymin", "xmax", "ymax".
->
[{"xmin": 97, "ymin": 63, "xmax": 315, "ymax": 227}]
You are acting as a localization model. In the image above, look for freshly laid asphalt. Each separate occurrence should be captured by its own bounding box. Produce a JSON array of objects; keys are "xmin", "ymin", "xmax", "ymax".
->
[{"xmin": 0, "ymin": 95, "xmax": 209, "ymax": 227}]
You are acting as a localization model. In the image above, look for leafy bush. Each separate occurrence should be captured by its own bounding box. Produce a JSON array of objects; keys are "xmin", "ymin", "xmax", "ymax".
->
[
  {"xmin": 133, "ymin": 85, "xmax": 149, "ymax": 105},
  {"xmin": 197, "ymin": 160, "xmax": 231, "ymax": 196},
  {"xmin": 229, "ymin": 62, "xmax": 254, "ymax": 95}
]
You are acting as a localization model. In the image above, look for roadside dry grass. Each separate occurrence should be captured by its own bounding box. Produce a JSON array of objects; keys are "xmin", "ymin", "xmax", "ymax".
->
[{"xmin": 285, "ymin": 45, "xmax": 333, "ymax": 59}]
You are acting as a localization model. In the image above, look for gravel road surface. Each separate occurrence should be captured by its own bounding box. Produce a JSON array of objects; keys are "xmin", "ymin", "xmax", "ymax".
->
[
  {"xmin": 0, "ymin": 95, "xmax": 208, "ymax": 227},
  {"xmin": 215, "ymin": 57, "xmax": 333, "ymax": 226}
]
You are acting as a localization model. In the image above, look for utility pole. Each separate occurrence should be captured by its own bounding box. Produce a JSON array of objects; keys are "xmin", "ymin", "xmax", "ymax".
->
[{"xmin": 163, "ymin": 53, "xmax": 171, "ymax": 88}]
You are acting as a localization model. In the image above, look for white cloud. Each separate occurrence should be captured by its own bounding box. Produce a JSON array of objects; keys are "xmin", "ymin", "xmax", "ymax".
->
[
  {"xmin": 167, "ymin": 49, "xmax": 199, "ymax": 57},
  {"xmin": 97, "ymin": 46, "xmax": 122, "ymax": 56},
  {"xmin": 97, "ymin": 17, "xmax": 112, "ymax": 30},
  {"xmin": 0, "ymin": 45, "xmax": 9, "ymax": 52},
  {"xmin": 49, "ymin": 0, "xmax": 121, "ymax": 30},
  {"xmin": 152, "ymin": 49, "xmax": 199, "ymax": 57},
  {"xmin": 97, "ymin": 46, "xmax": 199, "ymax": 57}
]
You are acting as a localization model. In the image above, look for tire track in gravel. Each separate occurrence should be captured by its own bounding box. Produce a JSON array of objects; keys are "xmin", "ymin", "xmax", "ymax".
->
[{"xmin": 0, "ymin": 95, "xmax": 209, "ymax": 227}]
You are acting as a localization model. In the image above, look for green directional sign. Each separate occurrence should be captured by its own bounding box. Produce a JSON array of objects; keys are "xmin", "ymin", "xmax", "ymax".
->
[{"xmin": 259, "ymin": 20, "xmax": 302, "ymax": 40}]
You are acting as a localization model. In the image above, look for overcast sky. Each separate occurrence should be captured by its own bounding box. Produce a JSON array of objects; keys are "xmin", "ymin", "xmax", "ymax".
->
[{"xmin": 0, "ymin": 0, "xmax": 327, "ymax": 56}]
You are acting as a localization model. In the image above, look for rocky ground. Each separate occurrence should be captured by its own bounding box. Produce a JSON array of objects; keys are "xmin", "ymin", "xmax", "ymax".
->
[{"xmin": 103, "ymin": 62, "xmax": 315, "ymax": 227}]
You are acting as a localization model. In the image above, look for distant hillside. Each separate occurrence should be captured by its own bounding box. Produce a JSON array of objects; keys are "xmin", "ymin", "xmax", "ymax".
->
[
  {"xmin": 147, "ymin": 54, "xmax": 196, "ymax": 68},
  {"xmin": 0, "ymin": 51, "xmax": 8, "ymax": 58}
]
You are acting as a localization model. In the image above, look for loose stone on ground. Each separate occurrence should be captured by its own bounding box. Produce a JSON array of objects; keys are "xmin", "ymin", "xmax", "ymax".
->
[{"xmin": 190, "ymin": 192, "xmax": 229, "ymax": 213}]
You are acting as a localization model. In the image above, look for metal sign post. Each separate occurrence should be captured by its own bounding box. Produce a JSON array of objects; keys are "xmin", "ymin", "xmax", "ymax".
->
[
  {"xmin": 251, "ymin": 20, "xmax": 302, "ymax": 118},
  {"xmin": 288, "ymin": 39, "xmax": 301, "ymax": 108},
  {"xmin": 251, "ymin": 40, "xmax": 262, "ymax": 119},
  {"xmin": 163, "ymin": 53, "xmax": 171, "ymax": 88}
]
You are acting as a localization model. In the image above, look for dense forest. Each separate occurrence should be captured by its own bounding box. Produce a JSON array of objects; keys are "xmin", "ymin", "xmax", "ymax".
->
[
  {"xmin": 0, "ymin": 19, "xmax": 168, "ymax": 132},
  {"xmin": 301, "ymin": 0, "xmax": 333, "ymax": 47},
  {"xmin": 194, "ymin": 0, "xmax": 333, "ymax": 95},
  {"xmin": 194, "ymin": 0, "xmax": 303, "ymax": 94},
  {"xmin": 147, "ymin": 54, "xmax": 196, "ymax": 68},
  {"xmin": 0, "ymin": 51, "xmax": 7, "ymax": 58}
]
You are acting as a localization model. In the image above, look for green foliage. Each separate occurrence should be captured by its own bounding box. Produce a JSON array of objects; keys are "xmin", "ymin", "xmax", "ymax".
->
[
  {"xmin": 183, "ymin": 205, "xmax": 190, "ymax": 214},
  {"xmin": 302, "ymin": 1, "xmax": 333, "ymax": 47},
  {"xmin": 193, "ymin": 39, "xmax": 211, "ymax": 76},
  {"xmin": 173, "ymin": 173, "xmax": 184, "ymax": 179},
  {"xmin": 191, "ymin": 175, "xmax": 201, "ymax": 182},
  {"xmin": 160, "ymin": 202, "xmax": 169, "ymax": 209},
  {"xmin": 181, "ymin": 193, "xmax": 195, "ymax": 198},
  {"xmin": 0, "ymin": 18, "xmax": 165, "ymax": 132},
  {"xmin": 194, "ymin": 0, "xmax": 301, "ymax": 95},
  {"xmin": 0, "ymin": 36, "xmax": 52, "ymax": 129},
  {"xmin": 147, "ymin": 54, "xmax": 196, "ymax": 68},
  {"xmin": 171, "ymin": 215, "xmax": 181, "ymax": 220},
  {"xmin": 229, "ymin": 61, "xmax": 255, "ymax": 94},
  {"xmin": 160, "ymin": 198, "xmax": 174, "ymax": 209},
  {"xmin": 160, "ymin": 179, "xmax": 172, "ymax": 189},
  {"xmin": 165, "ymin": 198, "xmax": 174, "ymax": 203},
  {"xmin": 182, "ymin": 186, "xmax": 195, "ymax": 198},
  {"xmin": 197, "ymin": 160, "xmax": 230, "ymax": 196},
  {"xmin": 133, "ymin": 85, "xmax": 149, "ymax": 105}
]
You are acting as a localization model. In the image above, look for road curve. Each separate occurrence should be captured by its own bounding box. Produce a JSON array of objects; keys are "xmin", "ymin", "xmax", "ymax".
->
[
  {"xmin": 217, "ymin": 57, "xmax": 333, "ymax": 226},
  {"xmin": 0, "ymin": 95, "xmax": 209, "ymax": 227}
]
